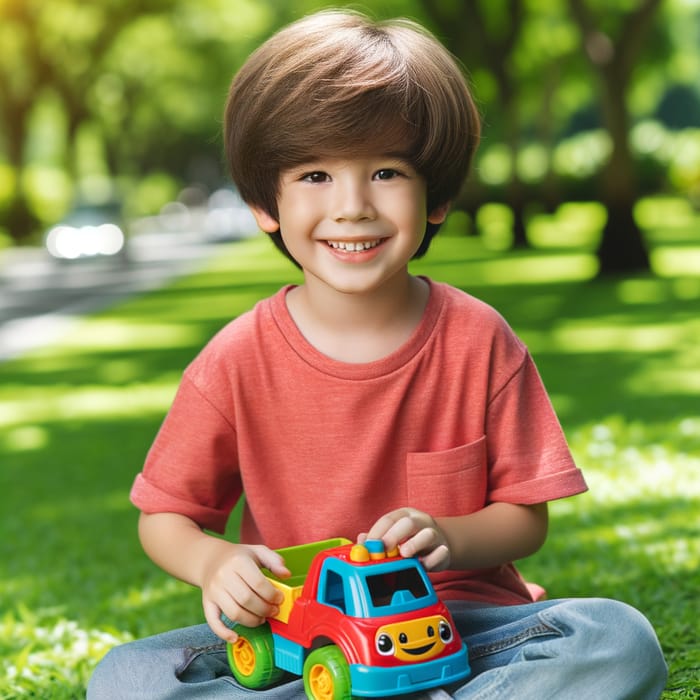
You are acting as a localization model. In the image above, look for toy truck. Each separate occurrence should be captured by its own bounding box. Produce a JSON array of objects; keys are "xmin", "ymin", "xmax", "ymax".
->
[{"xmin": 227, "ymin": 537, "xmax": 470, "ymax": 699}]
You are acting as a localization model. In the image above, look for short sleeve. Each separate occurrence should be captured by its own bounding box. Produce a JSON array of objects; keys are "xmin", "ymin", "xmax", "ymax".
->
[
  {"xmin": 485, "ymin": 352, "xmax": 587, "ymax": 504},
  {"xmin": 130, "ymin": 374, "xmax": 242, "ymax": 533}
]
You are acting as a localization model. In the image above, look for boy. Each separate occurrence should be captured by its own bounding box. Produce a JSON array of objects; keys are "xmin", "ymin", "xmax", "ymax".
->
[{"xmin": 88, "ymin": 9, "xmax": 667, "ymax": 699}]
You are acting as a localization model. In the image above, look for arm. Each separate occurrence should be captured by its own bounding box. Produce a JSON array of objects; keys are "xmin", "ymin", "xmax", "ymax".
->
[
  {"xmin": 361, "ymin": 502, "xmax": 548, "ymax": 572},
  {"xmin": 138, "ymin": 512, "xmax": 290, "ymax": 642}
]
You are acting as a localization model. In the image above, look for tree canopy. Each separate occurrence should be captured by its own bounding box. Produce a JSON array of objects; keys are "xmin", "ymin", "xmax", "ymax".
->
[{"xmin": 1, "ymin": 0, "xmax": 698, "ymax": 273}]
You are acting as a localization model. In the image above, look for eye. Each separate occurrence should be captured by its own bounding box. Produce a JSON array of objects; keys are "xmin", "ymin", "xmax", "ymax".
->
[
  {"xmin": 399, "ymin": 633, "xmax": 408, "ymax": 644},
  {"xmin": 439, "ymin": 620, "xmax": 453, "ymax": 643},
  {"xmin": 427, "ymin": 625, "xmax": 435, "ymax": 637},
  {"xmin": 376, "ymin": 633, "xmax": 394, "ymax": 656},
  {"xmin": 302, "ymin": 171, "xmax": 330, "ymax": 183},
  {"xmin": 374, "ymin": 168, "xmax": 399, "ymax": 181}
]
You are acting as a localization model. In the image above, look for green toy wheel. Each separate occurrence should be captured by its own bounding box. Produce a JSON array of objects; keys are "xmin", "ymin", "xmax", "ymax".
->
[
  {"xmin": 303, "ymin": 645, "xmax": 352, "ymax": 700},
  {"xmin": 227, "ymin": 623, "xmax": 284, "ymax": 689}
]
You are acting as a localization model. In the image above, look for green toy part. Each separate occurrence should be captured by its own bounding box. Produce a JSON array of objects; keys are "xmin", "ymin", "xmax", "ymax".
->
[
  {"xmin": 302, "ymin": 645, "xmax": 353, "ymax": 700},
  {"xmin": 226, "ymin": 623, "xmax": 285, "ymax": 689}
]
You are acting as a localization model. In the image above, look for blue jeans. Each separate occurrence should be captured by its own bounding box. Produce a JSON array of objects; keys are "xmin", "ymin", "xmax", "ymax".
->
[{"xmin": 87, "ymin": 598, "xmax": 667, "ymax": 699}]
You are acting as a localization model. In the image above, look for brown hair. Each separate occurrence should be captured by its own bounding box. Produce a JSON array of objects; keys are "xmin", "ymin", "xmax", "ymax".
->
[{"xmin": 224, "ymin": 9, "xmax": 481, "ymax": 263}]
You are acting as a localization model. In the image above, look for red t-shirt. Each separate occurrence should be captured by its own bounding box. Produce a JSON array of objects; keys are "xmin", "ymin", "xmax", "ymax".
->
[{"xmin": 131, "ymin": 279, "xmax": 587, "ymax": 605}]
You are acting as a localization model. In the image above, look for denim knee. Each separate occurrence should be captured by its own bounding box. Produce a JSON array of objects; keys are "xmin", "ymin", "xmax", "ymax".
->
[
  {"xmin": 87, "ymin": 644, "xmax": 127, "ymax": 699},
  {"xmin": 540, "ymin": 598, "xmax": 667, "ymax": 694},
  {"xmin": 88, "ymin": 623, "xmax": 233, "ymax": 699}
]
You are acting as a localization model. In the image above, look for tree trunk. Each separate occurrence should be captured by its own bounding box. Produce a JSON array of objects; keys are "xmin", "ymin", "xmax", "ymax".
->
[
  {"xmin": 1, "ymin": 97, "xmax": 37, "ymax": 243},
  {"xmin": 596, "ymin": 64, "xmax": 649, "ymax": 274},
  {"xmin": 597, "ymin": 202, "xmax": 648, "ymax": 273},
  {"xmin": 3, "ymin": 196, "xmax": 41, "ymax": 244},
  {"xmin": 567, "ymin": 0, "xmax": 662, "ymax": 275}
]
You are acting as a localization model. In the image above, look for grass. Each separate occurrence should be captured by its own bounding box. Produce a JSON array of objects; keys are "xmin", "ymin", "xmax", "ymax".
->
[{"xmin": 1, "ymin": 201, "xmax": 699, "ymax": 697}]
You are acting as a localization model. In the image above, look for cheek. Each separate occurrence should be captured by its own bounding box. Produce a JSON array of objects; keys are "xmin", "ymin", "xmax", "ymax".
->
[
  {"xmin": 394, "ymin": 188, "xmax": 429, "ymax": 229},
  {"xmin": 278, "ymin": 195, "xmax": 320, "ymax": 228}
]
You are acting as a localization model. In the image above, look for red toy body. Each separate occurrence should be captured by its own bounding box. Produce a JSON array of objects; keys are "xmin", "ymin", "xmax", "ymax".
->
[{"xmin": 227, "ymin": 538, "xmax": 470, "ymax": 699}]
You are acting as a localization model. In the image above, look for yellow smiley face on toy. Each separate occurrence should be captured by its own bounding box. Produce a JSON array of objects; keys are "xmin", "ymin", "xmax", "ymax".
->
[{"xmin": 375, "ymin": 615, "xmax": 454, "ymax": 662}]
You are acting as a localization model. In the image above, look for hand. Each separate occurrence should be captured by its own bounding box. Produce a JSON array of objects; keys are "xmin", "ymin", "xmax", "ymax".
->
[
  {"xmin": 200, "ymin": 542, "xmax": 290, "ymax": 643},
  {"xmin": 359, "ymin": 507, "xmax": 451, "ymax": 572}
]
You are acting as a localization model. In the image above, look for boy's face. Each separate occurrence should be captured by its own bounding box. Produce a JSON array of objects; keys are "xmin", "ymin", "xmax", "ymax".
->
[{"xmin": 250, "ymin": 156, "xmax": 448, "ymax": 297}]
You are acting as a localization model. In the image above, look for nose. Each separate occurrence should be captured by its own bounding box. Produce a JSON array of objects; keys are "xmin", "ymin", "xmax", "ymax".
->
[{"xmin": 332, "ymin": 177, "xmax": 377, "ymax": 223}]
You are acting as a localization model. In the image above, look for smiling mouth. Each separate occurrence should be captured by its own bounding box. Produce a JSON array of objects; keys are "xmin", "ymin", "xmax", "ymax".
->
[
  {"xmin": 401, "ymin": 642, "xmax": 436, "ymax": 656},
  {"xmin": 326, "ymin": 239, "xmax": 384, "ymax": 252}
]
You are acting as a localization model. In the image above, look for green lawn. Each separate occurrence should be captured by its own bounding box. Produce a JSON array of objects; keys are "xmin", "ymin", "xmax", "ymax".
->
[{"xmin": 1, "ymin": 212, "xmax": 699, "ymax": 697}]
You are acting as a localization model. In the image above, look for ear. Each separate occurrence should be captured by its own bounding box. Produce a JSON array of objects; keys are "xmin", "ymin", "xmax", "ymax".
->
[
  {"xmin": 249, "ymin": 206, "xmax": 280, "ymax": 233},
  {"xmin": 427, "ymin": 201, "xmax": 450, "ymax": 225}
]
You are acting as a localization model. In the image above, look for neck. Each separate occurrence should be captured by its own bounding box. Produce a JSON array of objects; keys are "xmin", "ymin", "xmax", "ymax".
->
[{"xmin": 286, "ymin": 274, "xmax": 429, "ymax": 363}]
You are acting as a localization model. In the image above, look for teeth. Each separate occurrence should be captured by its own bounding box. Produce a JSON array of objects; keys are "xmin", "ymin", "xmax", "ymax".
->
[{"xmin": 327, "ymin": 239, "xmax": 381, "ymax": 251}]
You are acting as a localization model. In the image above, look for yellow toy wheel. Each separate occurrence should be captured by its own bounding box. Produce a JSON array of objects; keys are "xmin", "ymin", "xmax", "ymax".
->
[
  {"xmin": 303, "ymin": 645, "xmax": 352, "ymax": 700},
  {"xmin": 231, "ymin": 636, "xmax": 256, "ymax": 676},
  {"xmin": 308, "ymin": 662, "xmax": 334, "ymax": 700},
  {"xmin": 226, "ymin": 623, "xmax": 284, "ymax": 689}
]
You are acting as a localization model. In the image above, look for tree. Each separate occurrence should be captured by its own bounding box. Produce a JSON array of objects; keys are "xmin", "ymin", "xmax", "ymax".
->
[
  {"xmin": 0, "ymin": 0, "xmax": 272, "ymax": 243},
  {"xmin": 567, "ymin": 0, "xmax": 665, "ymax": 274},
  {"xmin": 417, "ymin": 0, "xmax": 673, "ymax": 274},
  {"xmin": 421, "ymin": 0, "xmax": 531, "ymax": 246},
  {"xmin": 0, "ymin": 1, "xmax": 46, "ymax": 242},
  {"xmin": 0, "ymin": 0, "xmax": 172, "ymax": 242}
]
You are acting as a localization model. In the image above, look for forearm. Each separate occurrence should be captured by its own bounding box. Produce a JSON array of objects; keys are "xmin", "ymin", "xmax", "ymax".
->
[
  {"xmin": 138, "ymin": 511, "xmax": 236, "ymax": 587},
  {"xmin": 138, "ymin": 511, "xmax": 290, "ymax": 642},
  {"xmin": 436, "ymin": 502, "xmax": 548, "ymax": 570}
]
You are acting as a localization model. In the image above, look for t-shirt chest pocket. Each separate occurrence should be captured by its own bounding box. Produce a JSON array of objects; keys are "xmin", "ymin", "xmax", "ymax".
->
[{"xmin": 406, "ymin": 436, "xmax": 487, "ymax": 517}]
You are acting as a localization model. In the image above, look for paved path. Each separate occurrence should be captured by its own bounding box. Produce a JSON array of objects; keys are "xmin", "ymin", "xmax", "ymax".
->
[{"xmin": 0, "ymin": 231, "xmax": 220, "ymax": 362}]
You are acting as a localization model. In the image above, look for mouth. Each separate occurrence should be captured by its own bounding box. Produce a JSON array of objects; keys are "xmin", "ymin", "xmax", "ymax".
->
[
  {"xmin": 401, "ymin": 642, "xmax": 436, "ymax": 656},
  {"xmin": 325, "ymin": 239, "xmax": 385, "ymax": 252}
]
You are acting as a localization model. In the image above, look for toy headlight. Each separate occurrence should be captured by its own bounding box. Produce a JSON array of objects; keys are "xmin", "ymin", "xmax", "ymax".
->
[{"xmin": 376, "ymin": 633, "xmax": 395, "ymax": 656}]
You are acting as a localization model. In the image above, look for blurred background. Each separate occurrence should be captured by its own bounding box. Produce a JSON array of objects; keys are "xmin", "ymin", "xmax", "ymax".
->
[
  {"xmin": 1, "ymin": 0, "xmax": 699, "ymax": 697},
  {"xmin": 0, "ymin": 0, "xmax": 698, "ymax": 273}
]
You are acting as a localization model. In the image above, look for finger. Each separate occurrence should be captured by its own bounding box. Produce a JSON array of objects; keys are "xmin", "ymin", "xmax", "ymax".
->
[
  {"xmin": 418, "ymin": 544, "xmax": 450, "ymax": 572},
  {"xmin": 203, "ymin": 599, "xmax": 239, "ymax": 643},
  {"xmin": 227, "ymin": 570, "xmax": 281, "ymax": 620},
  {"xmin": 398, "ymin": 525, "xmax": 440, "ymax": 558},
  {"xmin": 252, "ymin": 546, "xmax": 291, "ymax": 580},
  {"xmin": 366, "ymin": 509, "xmax": 409, "ymax": 541},
  {"xmin": 382, "ymin": 514, "xmax": 426, "ymax": 552},
  {"xmin": 234, "ymin": 556, "xmax": 285, "ymax": 607}
]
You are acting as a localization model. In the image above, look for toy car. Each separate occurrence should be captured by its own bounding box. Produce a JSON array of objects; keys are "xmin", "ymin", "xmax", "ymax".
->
[{"xmin": 227, "ymin": 537, "xmax": 470, "ymax": 699}]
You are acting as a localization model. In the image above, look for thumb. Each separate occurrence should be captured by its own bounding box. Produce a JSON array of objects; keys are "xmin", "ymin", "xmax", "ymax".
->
[{"xmin": 253, "ymin": 546, "xmax": 291, "ymax": 579}]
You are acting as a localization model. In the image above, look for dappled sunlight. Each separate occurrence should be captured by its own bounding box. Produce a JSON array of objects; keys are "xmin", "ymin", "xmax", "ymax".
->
[
  {"xmin": 2, "ymin": 220, "xmax": 699, "ymax": 698},
  {"xmin": 672, "ymin": 276, "xmax": 700, "ymax": 300},
  {"xmin": 616, "ymin": 276, "xmax": 700, "ymax": 307},
  {"xmin": 569, "ymin": 417, "xmax": 700, "ymax": 504},
  {"xmin": 42, "ymin": 319, "xmax": 202, "ymax": 354},
  {"xmin": 616, "ymin": 278, "xmax": 678, "ymax": 304},
  {"xmin": 414, "ymin": 250, "xmax": 598, "ymax": 286},
  {"xmin": 475, "ymin": 252, "xmax": 598, "ymax": 284},
  {"xmin": 613, "ymin": 523, "xmax": 699, "ymax": 571},
  {"xmin": 566, "ymin": 514, "xmax": 693, "ymax": 554},
  {"xmin": 651, "ymin": 246, "xmax": 700, "ymax": 277},
  {"xmin": 118, "ymin": 289, "xmax": 277, "ymax": 324},
  {"xmin": 627, "ymin": 364, "xmax": 700, "ymax": 396},
  {"xmin": 635, "ymin": 195, "xmax": 700, "ymax": 278},
  {"xmin": 551, "ymin": 321, "xmax": 686, "ymax": 353},
  {"xmin": 0, "ymin": 608, "xmax": 129, "ymax": 694},
  {"xmin": 1, "ymin": 425, "xmax": 50, "ymax": 452},
  {"xmin": 109, "ymin": 577, "xmax": 194, "ymax": 613},
  {"xmin": 551, "ymin": 511, "xmax": 699, "ymax": 575},
  {"xmin": 635, "ymin": 196, "xmax": 698, "ymax": 232},
  {"xmin": 527, "ymin": 202, "xmax": 606, "ymax": 250},
  {"xmin": 0, "ymin": 381, "xmax": 177, "ymax": 429},
  {"xmin": 553, "ymin": 130, "xmax": 611, "ymax": 178}
]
